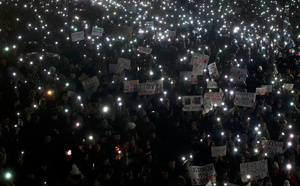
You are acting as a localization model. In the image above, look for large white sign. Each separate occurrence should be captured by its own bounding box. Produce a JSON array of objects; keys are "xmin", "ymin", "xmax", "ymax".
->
[
  {"xmin": 208, "ymin": 62, "xmax": 220, "ymax": 80},
  {"xmin": 188, "ymin": 164, "xmax": 216, "ymax": 186},
  {"xmin": 180, "ymin": 71, "xmax": 198, "ymax": 84},
  {"xmin": 91, "ymin": 27, "xmax": 104, "ymax": 37},
  {"xmin": 182, "ymin": 96, "xmax": 203, "ymax": 111},
  {"xmin": 191, "ymin": 53, "xmax": 209, "ymax": 75},
  {"xmin": 230, "ymin": 67, "xmax": 247, "ymax": 82},
  {"xmin": 124, "ymin": 80, "xmax": 139, "ymax": 93},
  {"xmin": 234, "ymin": 91, "xmax": 256, "ymax": 107},
  {"xmin": 71, "ymin": 31, "xmax": 85, "ymax": 42},
  {"xmin": 240, "ymin": 160, "xmax": 268, "ymax": 182},
  {"xmin": 138, "ymin": 46, "xmax": 152, "ymax": 54},
  {"xmin": 211, "ymin": 146, "xmax": 226, "ymax": 157},
  {"xmin": 261, "ymin": 140, "xmax": 283, "ymax": 158},
  {"xmin": 204, "ymin": 92, "xmax": 223, "ymax": 106}
]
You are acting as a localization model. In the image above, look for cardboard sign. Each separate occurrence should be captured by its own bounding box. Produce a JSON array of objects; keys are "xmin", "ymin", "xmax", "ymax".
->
[
  {"xmin": 145, "ymin": 21, "xmax": 154, "ymax": 29},
  {"xmin": 81, "ymin": 76, "xmax": 99, "ymax": 97},
  {"xmin": 230, "ymin": 67, "xmax": 247, "ymax": 82},
  {"xmin": 180, "ymin": 71, "xmax": 198, "ymax": 84},
  {"xmin": 124, "ymin": 80, "xmax": 139, "ymax": 93},
  {"xmin": 188, "ymin": 164, "xmax": 216, "ymax": 186},
  {"xmin": 111, "ymin": 26, "xmax": 133, "ymax": 40},
  {"xmin": 137, "ymin": 82, "xmax": 156, "ymax": 95},
  {"xmin": 283, "ymin": 83, "xmax": 294, "ymax": 91},
  {"xmin": 191, "ymin": 53, "xmax": 209, "ymax": 75},
  {"xmin": 234, "ymin": 91, "xmax": 256, "ymax": 107},
  {"xmin": 240, "ymin": 160, "xmax": 268, "ymax": 182},
  {"xmin": 138, "ymin": 46, "xmax": 152, "ymax": 54},
  {"xmin": 91, "ymin": 27, "xmax": 104, "ymax": 37},
  {"xmin": 146, "ymin": 80, "xmax": 164, "ymax": 94},
  {"xmin": 71, "ymin": 31, "xmax": 85, "ymax": 42},
  {"xmin": 261, "ymin": 85, "xmax": 272, "ymax": 93},
  {"xmin": 166, "ymin": 30, "xmax": 176, "ymax": 37},
  {"xmin": 261, "ymin": 140, "xmax": 283, "ymax": 158},
  {"xmin": 204, "ymin": 92, "xmax": 224, "ymax": 106},
  {"xmin": 117, "ymin": 58, "xmax": 131, "ymax": 72},
  {"xmin": 207, "ymin": 81, "xmax": 218, "ymax": 89},
  {"xmin": 211, "ymin": 146, "xmax": 226, "ymax": 157},
  {"xmin": 207, "ymin": 62, "xmax": 220, "ymax": 80},
  {"xmin": 182, "ymin": 96, "xmax": 203, "ymax": 111},
  {"xmin": 256, "ymin": 87, "xmax": 266, "ymax": 95}
]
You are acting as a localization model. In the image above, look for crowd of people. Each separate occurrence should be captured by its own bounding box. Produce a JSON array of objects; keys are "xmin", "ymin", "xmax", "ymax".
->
[{"xmin": 1, "ymin": 0, "xmax": 300, "ymax": 185}]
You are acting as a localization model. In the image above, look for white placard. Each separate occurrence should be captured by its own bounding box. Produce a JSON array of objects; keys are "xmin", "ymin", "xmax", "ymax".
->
[
  {"xmin": 180, "ymin": 71, "xmax": 198, "ymax": 84},
  {"xmin": 166, "ymin": 30, "xmax": 176, "ymax": 37},
  {"xmin": 207, "ymin": 81, "xmax": 218, "ymax": 89},
  {"xmin": 117, "ymin": 57, "xmax": 131, "ymax": 72},
  {"xmin": 91, "ymin": 27, "xmax": 104, "ymax": 37},
  {"xmin": 124, "ymin": 80, "xmax": 139, "ymax": 93},
  {"xmin": 137, "ymin": 82, "xmax": 156, "ymax": 95},
  {"xmin": 188, "ymin": 164, "xmax": 216, "ymax": 186},
  {"xmin": 211, "ymin": 146, "xmax": 226, "ymax": 157},
  {"xmin": 202, "ymin": 97, "xmax": 213, "ymax": 114},
  {"xmin": 71, "ymin": 31, "xmax": 85, "ymax": 42},
  {"xmin": 207, "ymin": 62, "xmax": 220, "ymax": 80},
  {"xmin": 234, "ymin": 91, "xmax": 256, "ymax": 107},
  {"xmin": 230, "ymin": 67, "xmax": 247, "ymax": 82},
  {"xmin": 283, "ymin": 83, "xmax": 294, "ymax": 91},
  {"xmin": 261, "ymin": 140, "xmax": 283, "ymax": 158},
  {"xmin": 256, "ymin": 87, "xmax": 266, "ymax": 95},
  {"xmin": 204, "ymin": 92, "xmax": 224, "ymax": 106},
  {"xmin": 182, "ymin": 96, "xmax": 203, "ymax": 111},
  {"xmin": 261, "ymin": 85, "xmax": 273, "ymax": 93},
  {"xmin": 138, "ymin": 46, "xmax": 152, "ymax": 54},
  {"xmin": 191, "ymin": 53, "xmax": 209, "ymax": 75},
  {"xmin": 81, "ymin": 76, "xmax": 99, "ymax": 97},
  {"xmin": 240, "ymin": 159, "xmax": 268, "ymax": 182}
]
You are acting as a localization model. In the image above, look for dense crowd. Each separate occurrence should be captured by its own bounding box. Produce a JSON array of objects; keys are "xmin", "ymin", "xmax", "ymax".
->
[{"xmin": 1, "ymin": 0, "xmax": 300, "ymax": 185}]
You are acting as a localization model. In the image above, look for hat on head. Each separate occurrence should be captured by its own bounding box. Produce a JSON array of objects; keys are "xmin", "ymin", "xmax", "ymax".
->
[
  {"xmin": 70, "ymin": 164, "xmax": 81, "ymax": 175},
  {"xmin": 128, "ymin": 122, "xmax": 136, "ymax": 130}
]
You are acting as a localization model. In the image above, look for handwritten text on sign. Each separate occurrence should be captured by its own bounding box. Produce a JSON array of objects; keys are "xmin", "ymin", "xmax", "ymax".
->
[
  {"xmin": 191, "ymin": 53, "xmax": 209, "ymax": 75},
  {"xmin": 207, "ymin": 62, "xmax": 220, "ymax": 80},
  {"xmin": 188, "ymin": 164, "xmax": 216, "ymax": 186},
  {"xmin": 71, "ymin": 31, "xmax": 85, "ymax": 42},
  {"xmin": 91, "ymin": 27, "xmax": 104, "ymax": 37},
  {"xmin": 124, "ymin": 80, "xmax": 139, "ymax": 93},
  {"xmin": 204, "ymin": 92, "xmax": 223, "ymax": 106},
  {"xmin": 230, "ymin": 67, "xmax": 247, "ymax": 82},
  {"xmin": 211, "ymin": 146, "xmax": 226, "ymax": 157},
  {"xmin": 234, "ymin": 91, "xmax": 256, "ymax": 107},
  {"xmin": 261, "ymin": 140, "xmax": 283, "ymax": 158},
  {"xmin": 240, "ymin": 159, "xmax": 268, "ymax": 182},
  {"xmin": 137, "ymin": 82, "xmax": 156, "ymax": 95},
  {"xmin": 180, "ymin": 71, "xmax": 198, "ymax": 84},
  {"xmin": 81, "ymin": 76, "xmax": 99, "ymax": 96},
  {"xmin": 138, "ymin": 46, "xmax": 152, "ymax": 54}
]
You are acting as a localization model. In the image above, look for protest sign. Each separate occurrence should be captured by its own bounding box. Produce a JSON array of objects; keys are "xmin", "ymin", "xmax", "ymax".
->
[
  {"xmin": 112, "ymin": 73, "xmax": 125, "ymax": 83},
  {"xmin": 211, "ymin": 146, "xmax": 226, "ymax": 157},
  {"xmin": 124, "ymin": 80, "xmax": 139, "ymax": 93},
  {"xmin": 81, "ymin": 76, "xmax": 99, "ymax": 97},
  {"xmin": 261, "ymin": 140, "xmax": 283, "ymax": 158},
  {"xmin": 180, "ymin": 71, "xmax": 198, "ymax": 84},
  {"xmin": 137, "ymin": 82, "xmax": 156, "ymax": 95},
  {"xmin": 145, "ymin": 21, "xmax": 154, "ymax": 30},
  {"xmin": 67, "ymin": 90, "xmax": 76, "ymax": 98},
  {"xmin": 256, "ymin": 87, "xmax": 266, "ymax": 95},
  {"xmin": 283, "ymin": 83, "xmax": 294, "ymax": 91},
  {"xmin": 188, "ymin": 164, "xmax": 216, "ymax": 186},
  {"xmin": 117, "ymin": 57, "xmax": 131, "ymax": 72},
  {"xmin": 207, "ymin": 81, "xmax": 218, "ymax": 89},
  {"xmin": 261, "ymin": 85, "xmax": 273, "ymax": 93},
  {"xmin": 240, "ymin": 159, "xmax": 268, "ymax": 182},
  {"xmin": 230, "ymin": 67, "xmax": 247, "ymax": 82},
  {"xmin": 111, "ymin": 26, "xmax": 133, "ymax": 40},
  {"xmin": 191, "ymin": 53, "xmax": 209, "ymax": 75},
  {"xmin": 234, "ymin": 91, "xmax": 256, "ymax": 107},
  {"xmin": 202, "ymin": 97, "xmax": 213, "ymax": 114},
  {"xmin": 204, "ymin": 92, "xmax": 223, "ymax": 106},
  {"xmin": 207, "ymin": 62, "xmax": 220, "ymax": 80},
  {"xmin": 166, "ymin": 30, "xmax": 176, "ymax": 37},
  {"xmin": 91, "ymin": 27, "xmax": 104, "ymax": 37},
  {"xmin": 182, "ymin": 96, "xmax": 203, "ymax": 111},
  {"xmin": 71, "ymin": 31, "xmax": 85, "ymax": 42},
  {"xmin": 146, "ymin": 80, "xmax": 164, "ymax": 94},
  {"xmin": 138, "ymin": 46, "xmax": 152, "ymax": 54}
]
